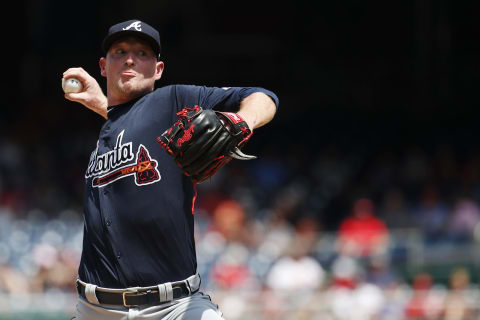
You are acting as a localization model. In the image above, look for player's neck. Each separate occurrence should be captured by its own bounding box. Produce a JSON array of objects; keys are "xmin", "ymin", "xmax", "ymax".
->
[
  {"xmin": 107, "ymin": 87, "xmax": 154, "ymax": 107},
  {"xmin": 107, "ymin": 92, "xmax": 142, "ymax": 107}
]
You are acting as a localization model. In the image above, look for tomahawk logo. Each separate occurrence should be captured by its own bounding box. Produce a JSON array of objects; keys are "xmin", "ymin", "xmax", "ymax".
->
[
  {"xmin": 123, "ymin": 21, "xmax": 142, "ymax": 31},
  {"xmin": 86, "ymin": 130, "xmax": 161, "ymax": 187}
]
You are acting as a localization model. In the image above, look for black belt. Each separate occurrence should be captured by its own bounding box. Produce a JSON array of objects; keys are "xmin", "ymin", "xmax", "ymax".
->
[{"xmin": 77, "ymin": 281, "xmax": 193, "ymax": 307}]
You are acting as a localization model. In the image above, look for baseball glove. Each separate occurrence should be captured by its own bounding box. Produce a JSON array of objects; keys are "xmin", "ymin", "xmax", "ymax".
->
[{"xmin": 157, "ymin": 105, "xmax": 256, "ymax": 183}]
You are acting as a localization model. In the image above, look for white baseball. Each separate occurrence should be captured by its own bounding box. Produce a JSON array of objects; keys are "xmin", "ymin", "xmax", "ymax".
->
[{"xmin": 62, "ymin": 77, "xmax": 83, "ymax": 93}]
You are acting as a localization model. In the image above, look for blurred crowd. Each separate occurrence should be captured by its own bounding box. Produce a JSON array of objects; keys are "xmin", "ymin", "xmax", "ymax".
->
[{"xmin": 1, "ymin": 135, "xmax": 480, "ymax": 319}]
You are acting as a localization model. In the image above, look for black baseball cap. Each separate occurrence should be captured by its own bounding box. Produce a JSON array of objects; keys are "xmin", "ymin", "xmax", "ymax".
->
[{"xmin": 102, "ymin": 20, "xmax": 161, "ymax": 59}]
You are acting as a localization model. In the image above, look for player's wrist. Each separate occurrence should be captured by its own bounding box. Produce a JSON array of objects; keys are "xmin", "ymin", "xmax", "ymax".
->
[
  {"xmin": 93, "ymin": 95, "xmax": 108, "ymax": 118},
  {"xmin": 235, "ymin": 110, "xmax": 255, "ymax": 131}
]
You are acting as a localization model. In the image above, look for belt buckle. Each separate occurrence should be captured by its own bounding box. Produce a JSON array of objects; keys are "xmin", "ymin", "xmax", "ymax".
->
[{"xmin": 122, "ymin": 289, "xmax": 139, "ymax": 308}]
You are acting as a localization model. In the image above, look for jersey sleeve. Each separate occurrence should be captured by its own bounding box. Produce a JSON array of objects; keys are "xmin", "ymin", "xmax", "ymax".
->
[{"xmin": 173, "ymin": 85, "xmax": 279, "ymax": 112}]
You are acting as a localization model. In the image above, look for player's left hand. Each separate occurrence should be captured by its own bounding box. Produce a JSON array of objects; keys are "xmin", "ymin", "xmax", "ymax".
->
[{"xmin": 157, "ymin": 106, "xmax": 256, "ymax": 183}]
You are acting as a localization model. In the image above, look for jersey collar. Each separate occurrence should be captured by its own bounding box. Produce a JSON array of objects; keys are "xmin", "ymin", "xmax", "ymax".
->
[{"xmin": 107, "ymin": 97, "xmax": 141, "ymax": 118}]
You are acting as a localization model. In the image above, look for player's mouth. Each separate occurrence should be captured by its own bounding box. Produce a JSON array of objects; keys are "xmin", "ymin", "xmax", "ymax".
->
[{"xmin": 121, "ymin": 71, "xmax": 136, "ymax": 78}]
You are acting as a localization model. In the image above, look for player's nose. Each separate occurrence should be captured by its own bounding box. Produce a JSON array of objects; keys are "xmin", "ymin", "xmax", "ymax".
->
[{"xmin": 125, "ymin": 53, "xmax": 135, "ymax": 66}]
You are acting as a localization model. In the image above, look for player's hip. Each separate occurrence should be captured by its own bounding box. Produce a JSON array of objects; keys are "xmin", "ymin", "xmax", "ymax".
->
[{"xmin": 74, "ymin": 291, "xmax": 224, "ymax": 320}]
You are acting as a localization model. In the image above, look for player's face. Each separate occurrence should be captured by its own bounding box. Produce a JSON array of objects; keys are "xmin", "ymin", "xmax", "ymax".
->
[{"xmin": 99, "ymin": 37, "xmax": 164, "ymax": 104}]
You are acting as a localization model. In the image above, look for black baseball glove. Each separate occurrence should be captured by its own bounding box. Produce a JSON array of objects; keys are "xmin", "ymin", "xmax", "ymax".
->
[{"xmin": 157, "ymin": 105, "xmax": 256, "ymax": 183}]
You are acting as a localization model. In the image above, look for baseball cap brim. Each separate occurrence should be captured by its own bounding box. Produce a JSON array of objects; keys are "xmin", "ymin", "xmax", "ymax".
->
[{"xmin": 102, "ymin": 30, "xmax": 161, "ymax": 57}]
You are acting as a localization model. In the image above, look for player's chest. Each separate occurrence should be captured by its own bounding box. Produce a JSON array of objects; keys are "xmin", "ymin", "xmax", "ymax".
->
[{"xmin": 85, "ymin": 118, "xmax": 163, "ymax": 188}]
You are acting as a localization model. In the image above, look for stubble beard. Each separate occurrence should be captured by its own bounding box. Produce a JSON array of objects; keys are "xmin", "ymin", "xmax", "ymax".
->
[{"xmin": 116, "ymin": 78, "xmax": 153, "ymax": 101}]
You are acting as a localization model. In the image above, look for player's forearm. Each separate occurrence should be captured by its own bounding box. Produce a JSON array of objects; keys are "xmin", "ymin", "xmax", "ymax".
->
[{"xmin": 236, "ymin": 92, "xmax": 277, "ymax": 130}]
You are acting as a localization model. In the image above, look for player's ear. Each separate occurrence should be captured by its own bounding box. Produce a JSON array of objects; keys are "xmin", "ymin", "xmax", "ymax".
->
[
  {"xmin": 154, "ymin": 61, "xmax": 164, "ymax": 80},
  {"xmin": 99, "ymin": 57, "xmax": 107, "ymax": 77}
]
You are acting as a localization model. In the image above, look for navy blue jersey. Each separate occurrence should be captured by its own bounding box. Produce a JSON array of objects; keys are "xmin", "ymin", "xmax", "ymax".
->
[{"xmin": 79, "ymin": 85, "xmax": 278, "ymax": 288}]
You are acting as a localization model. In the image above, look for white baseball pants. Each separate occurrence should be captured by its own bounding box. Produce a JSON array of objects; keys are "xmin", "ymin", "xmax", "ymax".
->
[{"xmin": 74, "ymin": 291, "xmax": 225, "ymax": 320}]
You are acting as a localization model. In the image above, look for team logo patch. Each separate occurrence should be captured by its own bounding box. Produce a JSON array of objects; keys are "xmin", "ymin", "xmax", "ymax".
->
[
  {"xmin": 123, "ymin": 21, "xmax": 142, "ymax": 31},
  {"xmin": 86, "ymin": 130, "xmax": 161, "ymax": 187}
]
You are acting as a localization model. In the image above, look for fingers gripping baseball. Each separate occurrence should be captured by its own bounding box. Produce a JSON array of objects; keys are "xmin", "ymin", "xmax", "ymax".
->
[{"xmin": 62, "ymin": 67, "xmax": 108, "ymax": 118}]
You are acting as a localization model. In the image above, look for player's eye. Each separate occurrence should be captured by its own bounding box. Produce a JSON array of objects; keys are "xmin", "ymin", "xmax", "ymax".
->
[
  {"xmin": 115, "ymin": 49, "xmax": 125, "ymax": 54},
  {"xmin": 138, "ymin": 50, "xmax": 146, "ymax": 56}
]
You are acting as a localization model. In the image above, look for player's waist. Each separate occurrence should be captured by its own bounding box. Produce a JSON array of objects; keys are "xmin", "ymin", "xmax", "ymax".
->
[{"xmin": 76, "ymin": 273, "xmax": 201, "ymax": 308}]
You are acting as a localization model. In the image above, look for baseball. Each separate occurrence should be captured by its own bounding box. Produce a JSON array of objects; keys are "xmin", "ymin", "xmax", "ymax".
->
[{"xmin": 62, "ymin": 77, "xmax": 83, "ymax": 93}]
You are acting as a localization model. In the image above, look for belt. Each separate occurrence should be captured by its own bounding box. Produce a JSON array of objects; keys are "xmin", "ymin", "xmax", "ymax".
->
[{"xmin": 76, "ymin": 276, "xmax": 199, "ymax": 307}]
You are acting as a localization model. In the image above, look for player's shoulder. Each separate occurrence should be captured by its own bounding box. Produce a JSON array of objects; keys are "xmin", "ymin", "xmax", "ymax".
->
[
  {"xmin": 149, "ymin": 84, "xmax": 201, "ymax": 96},
  {"xmin": 168, "ymin": 84, "xmax": 205, "ymax": 92},
  {"xmin": 142, "ymin": 85, "xmax": 180, "ymax": 100},
  {"xmin": 142, "ymin": 85, "xmax": 205, "ymax": 107},
  {"xmin": 151, "ymin": 84, "xmax": 176, "ymax": 94}
]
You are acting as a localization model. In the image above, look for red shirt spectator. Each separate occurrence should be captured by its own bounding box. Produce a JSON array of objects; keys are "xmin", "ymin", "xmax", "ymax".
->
[{"xmin": 338, "ymin": 198, "xmax": 389, "ymax": 257}]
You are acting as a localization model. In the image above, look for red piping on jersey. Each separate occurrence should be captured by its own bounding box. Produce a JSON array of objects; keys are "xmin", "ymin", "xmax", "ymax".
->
[{"xmin": 191, "ymin": 180, "xmax": 198, "ymax": 214}]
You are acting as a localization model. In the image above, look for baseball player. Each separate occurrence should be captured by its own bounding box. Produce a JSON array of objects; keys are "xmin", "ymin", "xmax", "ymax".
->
[{"xmin": 62, "ymin": 19, "xmax": 278, "ymax": 320}]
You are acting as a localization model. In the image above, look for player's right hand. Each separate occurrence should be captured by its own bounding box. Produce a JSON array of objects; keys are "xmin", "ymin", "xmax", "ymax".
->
[{"xmin": 62, "ymin": 67, "xmax": 108, "ymax": 119}]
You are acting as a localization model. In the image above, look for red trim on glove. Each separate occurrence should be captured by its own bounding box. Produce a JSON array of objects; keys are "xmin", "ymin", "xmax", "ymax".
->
[{"xmin": 220, "ymin": 112, "xmax": 244, "ymax": 125}]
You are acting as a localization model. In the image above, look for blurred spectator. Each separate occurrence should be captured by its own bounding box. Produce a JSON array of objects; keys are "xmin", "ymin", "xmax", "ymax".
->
[
  {"xmin": 0, "ymin": 263, "xmax": 30, "ymax": 294},
  {"xmin": 329, "ymin": 254, "xmax": 361, "ymax": 290},
  {"xmin": 442, "ymin": 267, "xmax": 477, "ymax": 320},
  {"xmin": 365, "ymin": 255, "xmax": 400, "ymax": 290},
  {"xmin": 262, "ymin": 224, "xmax": 325, "ymax": 320},
  {"xmin": 208, "ymin": 199, "xmax": 248, "ymax": 243},
  {"xmin": 327, "ymin": 254, "xmax": 386, "ymax": 320},
  {"xmin": 265, "ymin": 229, "xmax": 326, "ymax": 292},
  {"xmin": 337, "ymin": 198, "xmax": 390, "ymax": 258},
  {"xmin": 379, "ymin": 188, "xmax": 414, "ymax": 230},
  {"xmin": 268, "ymin": 179, "xmax": 310, "ymax": 226},
  {"xmin": 413, "ymin": 184, "xmax": 450, "ymax": 244},
  {"xmin": 30, "ymin": 244, "xmax": 78, "ymax": 293},
  {"xmin": 404, "ymin": 272, "xmax": 445, "ymax": 319},
  {"xmin": 446, "ymin": 198, "xmax": 480, "ymax": 243},
  {"xmin": 209, "ymin": 242, "xmax": 257, "ymax": 290},
  {"xmin": 207, "ymin": 200, "xmax": 258, "ymax": 290}
]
